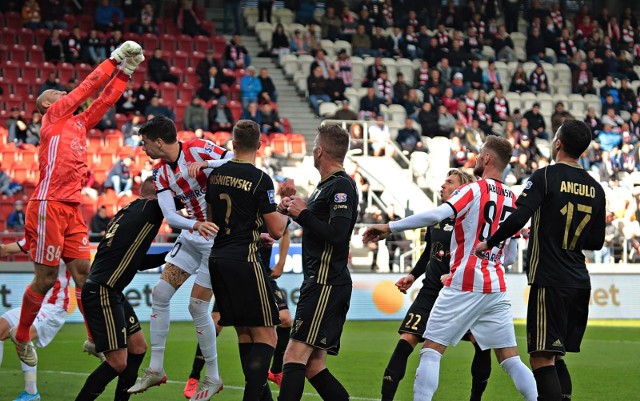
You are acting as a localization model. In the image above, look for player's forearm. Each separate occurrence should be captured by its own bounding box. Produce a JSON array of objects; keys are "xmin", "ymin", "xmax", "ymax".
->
[
  {"xmin": 279, "ymin": 226, "xmax": 291, "ymax": 258},
  {"xmin": 296, "ymin": 211, "xmax": 352, "ymax": 246},
  {"xmin": 50, "ymin": 59, "xmax": 117, "ymax": 118},
  {"xmin": 486, "ymin": 206, "xmax": 533, "ymax": 248},
  {"xmin": 138, "ymin": 251, "xmax": 169, "ymax": 271},
  {"xmin": 82, "ymin": 71, "xmax": 129, "ymax": 128},
  {"xmin": 158, "ymin": 191, "xmax": 196, "ymax": 231},
  {"xmin": 389, "ymin": 203, "xmax": 454, "ymax": 233}
]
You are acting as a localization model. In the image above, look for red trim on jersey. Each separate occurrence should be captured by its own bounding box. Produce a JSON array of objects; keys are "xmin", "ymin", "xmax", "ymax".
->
[{"xmin": 175, "ymin": 168, "xmax": 205, "ymax": 221}]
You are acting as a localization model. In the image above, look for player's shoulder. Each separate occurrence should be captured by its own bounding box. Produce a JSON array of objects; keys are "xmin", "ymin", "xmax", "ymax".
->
[{"xmin": 185, "ymin": 138, "xmax": 226, "ymax": 155}]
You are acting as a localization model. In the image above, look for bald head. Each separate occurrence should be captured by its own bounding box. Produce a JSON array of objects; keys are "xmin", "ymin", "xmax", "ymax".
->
[{"xmin": 36, "ymin": 89, "xmax": 67, "ymax": 114}]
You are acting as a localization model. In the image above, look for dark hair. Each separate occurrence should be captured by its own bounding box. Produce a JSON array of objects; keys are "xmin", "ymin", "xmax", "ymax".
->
[
  {"xmin": 139, "ymin": 115, "xmax": 177, "ymax": 144},
  {"xmin": 140, "ymin": 177, "xmax": 156, "ymax": 197},
  {"xmin": 317, "ymin": 124, "xmax": 349, "ymax": 162},
  {"xmin": 556, "ymin": 120, "xmax": 592, "ymax": 158},
  {"xmin": 483, "ymin": 135, "xmax": 513, "ymax": 169},
  {"xmin": 232, "ymin": 120, "xmax": 261, "ymax": 152}
]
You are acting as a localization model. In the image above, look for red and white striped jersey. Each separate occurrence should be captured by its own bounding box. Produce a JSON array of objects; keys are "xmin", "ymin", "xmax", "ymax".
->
[
  {"xmin": 17, "ymin": 238, "xmax": 71, "ymax": 311},
  {"xmin": 153, "ymin": 139, "xmax": 228, "ymax": 222},
  {"xmin": 444, "ymin": 179, "xmax": 517, "ymax": 293}
]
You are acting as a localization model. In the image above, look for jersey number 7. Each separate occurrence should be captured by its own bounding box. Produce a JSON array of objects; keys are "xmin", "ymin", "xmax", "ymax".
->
[
  {"xmin": 560, "ymin": 202, "xmax": 592, "ymax": 250},
  {"xmin": 478, "ymin": 201, "xmax": 514, "ymax": 248}
]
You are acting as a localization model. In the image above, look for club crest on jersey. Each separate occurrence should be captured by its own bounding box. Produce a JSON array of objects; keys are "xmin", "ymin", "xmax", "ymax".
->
[
  {"xmin": 525, "ymin": 180, "xmax": 533, "ymax": 190},
  {"xmin": 452, "ymin": 189, "xmax": 460, "ymax": 196},
  {"xmin": 334, "ymin": 193, "xmax": 348, "ymax": 203},
  {"xmin": 267, "ymin": 189, "xmax": 276, "ymax": 204},
  {"xmin": 443, "ymin": 223, "xmax": 454, "ymax": 231},
  {"xmin": 152, "ymin": 168, "xmax": 159, "ymax": 181}
]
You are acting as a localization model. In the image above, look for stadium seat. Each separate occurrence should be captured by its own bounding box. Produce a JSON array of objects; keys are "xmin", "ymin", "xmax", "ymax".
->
[
  {"xmin": 141, "ymin": 33, "xmax": 160, "ymax": 50},
  {"xmin": 1, "ymin": 61, "xmax": 20, "ymax": 80},
  {"xmin": 212, "ymin": 36, "xmax": 227, "ymax": 55},
  {"xmin": 160, "ymin": 82, "xmax": 178, "ymax": 104},
  {"xmin": 159, "ymin": 33, "xmax": 176, "ymax": 52},
  {"xmin": 1, "ymin": 149, "xmax": 18, "ymax": 166},
  {"xmin": 58, "ymin": 63, "xmax": 76, "ymax": 83},
  {"xmin": 287, "ymin": 133, "xmax": 306, "ymax": 158},
  {"xmin": 172, "ymin": 51, "xmax": 189, "ymax": 70},
  {"xmin": 194, "ymin": 35, "xmax": 211, "ymax": 53},
  {"xmin": 178, "ymin": 82, "xmax": 196, "ymax": 101},
  {"xmin": 212, "ymin": 131, "xmax": 231, "ymax": 146},
  {"xmin": 104, "ymin": 131, "xmax": 124, "ymax": 149},
  {"xmin": 227, "ymin": 100, "xmax": 242, "ymax": 121},
  {"xmin": 0, "ymin": 27, "xmax": 16, "ymax": 46},
  {"xmin": 124, "ymin": 32, "xmax": 141, "ymax": 42},
  {"xmin": 17, "ymin": 28, "xmax": 34, "ymax": 46},
  {"xmin": 76, "ymin": 63, "xmax": 93, "ymax": 81},
  {"xmin": 319, "ymin": 102, "xmax": 337, "ymax": 117},
  {"xmin": 33, "ymin": 29, "xmax": 50, "ymax": 46},
  {"xmin": 9, "ymin": 44, "xmax": 27, "ymax": 63},
  {"xmin": 270, "ymin": 134, "xmax": 288, "ymax": 156},
  {"xmin": 21, "ymin": 148, "xmax": 38, "ymax": 165},
  {"xmin": 177, "ymin": 34, "xmax": 194, "ymax": 52}
]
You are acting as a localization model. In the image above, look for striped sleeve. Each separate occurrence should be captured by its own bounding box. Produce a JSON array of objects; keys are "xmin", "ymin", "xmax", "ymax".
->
[
  {"xmin": 152, "ymin": 164, "xmax": 171, "ymax": 193},
  {"xmin": 445, "ymin": 182, "xmax": 477, "ymax": 217},
  {"xmin": 190, "ymin": 139, "xmax": 228, "ymax": 161}
]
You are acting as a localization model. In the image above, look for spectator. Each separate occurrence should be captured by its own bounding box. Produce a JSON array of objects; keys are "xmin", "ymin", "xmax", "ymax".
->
[
  {"xmin": 523, "ymin": 103, "xmax": 548, "ymax": 139},
  {"xmin": 370, "ymin": 25, "xmax": 391, "ymax": 57},
  {"xmin": 303, "ymin": 21, "xmax": 321, "ymax": 51},
  {"xmin": 529, "ymin": 63, "xmax": 549, "ymax": 93},
  {"xmin": 463, "ymin": 58, "xmax": 483, "ymax": 91},
  {"xmin": 64, "ymin": 26, "xmax": 83, "ymax": 64},
  {"xmin": 488, "ymin": 86, "xmax": 510, "ymax": 122},
  {"xmin": 148, "ymin": 48, "xmax": 179, "ymax": 84},
  {"xmin": 572, "ymin": 61, "xmax": 595, "ymax": 95},
  {"xmin": 309, "ymin": 49, "xmax": 330, "ymax": 79},
  {"xmin": 271, "ymin": 23, "xmax": 290, "ymax": 62},
  {"xmin": 307, "ymin": 65, "xmax": 331, "ymax": 116},
  {"xmin": 334, "ymin": 49, "xmax": 353, "ymax": 87},
  {"xmin": 397, "ymin": 118, "xmax": 425, "ymax": 154},
  {"xmin": 352, "ymin": 24, "xmax": 372, "ymax": 56},
  {"xmin": 85, "ymin": 29, "xmax": 106, "ymax": 65},
  {"xmin": 326, "ymin": 67, "xmax": 346, "ymax": 102},
  {"xmin": 0, "ymin": 164, "xmax": 22, "ymax": 196},
  {"xmin": 96, "ymin": 106, "xmax": 117, "ymax": 130},
  {"xmin": 240, "ymin": 102, "xmax": 263, "ymax": 125},
  {"xmin": 198, "ymin": 65, "xmax": 224, "ymax": 102},
  {"xmin": 464, "ymin": 26, "xmax": 482, "ymax": 58},
  {"xmin": 404, "ymin": 89, "xmax": 423, "ymax": 118},
  {"xmin": 601, "ymin": 107, "xmax": 625, "ymax": 131},
  {"xmin": 40, "ymin": 0, "xmax": 68, "ymax": 30},
  {"xmin": 424, "ymin": 37, "xmax": 444, "ymax": 69},
  {"xmin": 450, "ymin": 72, "xmax": 466, "ymax": 98},
  {"xmin": 557, "ymin": 27, "xmax": 578, "ymax": 65},
  {"xmin": 613, "ymin": 143, "xmax": 636, "ymax": 174},
  {"xmin": 374, "ymin": 70, "xmax": 393, "ymax": 105},
  {"xmin": 7, "ymin": 108, "xmax": 28, "ymax": 144},
  {"xmin": 44, "ymin": 28, "xmax": 65, "ymax": 63},
  {"xmin": 441, "ymin": 87, "xmax": 459, "ymax": 114},
  {"xmin": 551, "ymin": 102, "xmax": 575, "ymax": 133},
  {"xmin": 359, "ymin": 87, "xmax": 381, "ymax": 120},
  {"xmin": 512, "ymin": 153, "xmax": 533, "ymax": 183},
  {"xmin": 121, "ymin": 111, "xmax": 144, "ymax": 147},
  {"xmin": 257, "ymin": 0, "xmax": 274, "ymax": 22},
  {"xmin": 448, "ymin": 40, "xmax": 467, "ymax": 73},
  {"xmin": 414, "ymin": 60, "xmax": 430, "ymax": 90},
  {"xmin": 136, "ymin": 2, "xmax": 158, "ymax": 35},
  {"xmin": 449, "ymin": 135, "xmax": 469, "ymax": 168},
  {"xmin": 619, "ymin": 79, "xmax": 636, "ymax": 112},
  {"xmin": 144, "ymin": 96, "xmax": 175, "ymax": 120},
  {"xmin": 240, "ymin": 66, "xmax": 262, "ymax": 108},
  {"xmin": 24, "ymin": 111, "xmax": 42, "ymax": 146},
  {"xmin": 483, "ymin": 59, "xmax": 502, "ymax": 92},
  {"xmin": 598, "ymin": 123, "xmax": 622, "ymax": 151},
  {"xmin": 177, "ymin": 0, "xmax": 210, "ymax": 37},
  {"xmin": 437, "ymin": 57, "xmax": 452, "ymax": 83},
  {"xmin": 333, "ymin": 100, "xmax": 358, "ymax": 121},
  {"xmin": 90, "ymin": 206, "xmax": 111, "ymax": 242},
  {"xmin": 418, "ymin": 102, "xmax": 438, "ymax": 137},
  {"xmin": 258, "ymin": 67, "xmax": 278, "ymax": 103},
  {"xmin": 593, "ymin": 212, "xmax": 617, "ymax": 263},
  {"xmin": 22, "ymin": 0, "xmax": 42, "ymax": 30},
  {"xmin": 368, "ymin": 116, "xmax": 392, "ymax": 157},
  {"xmin": 94, "ymin": 0, "xmax": 124, "ymax": 32},
  {"xmin": 526, "ymin": 25, "xmax": 550, "ymax": 63},
  {"xmin": 437, "ymin": 104, "xmax": 456, "ymax": 137},
  {"xmin": 222, "ymin": 0, "xmax": 242, "ymax": 35},
  {"xmin": 134, "ymin": 79, "xmax": 157, "ymax": 113},
  {"xmin": 290, "ymin": 30, "xmax": 308, "ymax": 54},
  {"xmin": 585, "ymin": 106, "xmax": 603, "ymax": 138},
  {"xmin": 393, "ymin": 73, "xmax": 410, "ymax": 106},
  {"xmin": 106, "ymin": 157, "xmax": 134, "ymax": 197},
  {"xmin": 137, "ymin": 160, "xmax": 155, "ymax": 184},
  {"xmin": 260, "ymin": 103, "xmax": 284, "ymax": 134},
  {"xmin": 209, "ymin": 98, "xmax": 234, "ymax": 132},
  {"xmin": 7, "ymin": 200, "xmax": 26, "ymax": 231},
  {"xmin": 493, "ymin": 25, "xmax": 517, "ymax": 62},
  {"xmin": 105, "ymin": 29, "xmax": 124, "ymax": 54},
  {"xmin": 474, "ymin": 103, "xmax": 493, "ymax": 136},
  {"xmin": 456, "ymin": 101, "xmax": 473, "ymax": 128},
  {"xmin": 321, "ymin": 6, "xmax": 342, "ymax": 41},
  {"xmin": 599, "ymin": 151, "xmax": 617, "ymax": 182},
  {"xmin": 116, "ymin": 80, "xmax": 137, "ymax": 114},
  {"xmin": 184, "ymin": 96, "xmax": 209, "ymax": 131},
  {"xmin": 225, "ymin": 34, "xmax": 250, "ymax": 70},
  {"xmin": 587, "ymin": 139, "xmax": 603, "ymax": 170},
  {"xmin": 196, "ymin": 50, "xmax": 221, "ymax": 86},
  {"xmin": 340, "ymin": 6, "xmax": 357, "ymax": 40}
]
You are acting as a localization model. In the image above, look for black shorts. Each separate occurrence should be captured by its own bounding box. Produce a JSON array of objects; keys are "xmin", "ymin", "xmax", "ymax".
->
[
  {"xmin": 527, "ymin": 284, "xmax": 590, "ymax": 355},
  {"xmin": 209, "ymin": 257, "xmax": 280, "ymax": 327},
  {"xmin": 398, "ymin": 286, "xmax": 440, "ymax": 339},
  {"xmin": 82, "ymin": 281, "xmax": 141, "ymax": 353},
  {"xmin": 290, "ymin": 281, "xmax": 351, "ymax": 356}
]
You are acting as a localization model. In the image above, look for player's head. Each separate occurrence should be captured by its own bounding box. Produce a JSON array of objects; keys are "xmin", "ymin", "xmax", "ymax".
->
[
  {"xmin": 474, "ymin": 136, "xmax": 513, "ymax": 177},
  {"xmin": 553, "ymin": 120, "xmax": 592, "ymax": 161},
  {"xmin": 140, "ymin": 177, "xmax": 157, "ymax": 199},
  {"xmin": 232, "ymin": 120, "xmax": 261, "ymax": 153},
  {"xmin": 36, "ymin": 89, "xmax": 68, "ymax": 114},
  {"xmin": 313, "ymin": 124, "xmax": 349, "ymax": 169},
  {"xmin": 441, "ymin": 169, "xmax": 475, "ymax": 202},
  {"xmin": 139, "ymin": 116, "xmax": 177, "ymax": 159}
]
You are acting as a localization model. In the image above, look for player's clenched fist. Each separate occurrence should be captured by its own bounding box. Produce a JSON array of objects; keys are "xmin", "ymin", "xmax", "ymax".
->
[
  {"xmin": 111, "ymin": 40, "xmax": 143, "ymax": 63},
  {"xmin": 395, "ymin": 274, "xmax": 415, "ymax": 294},
  {"xmin": 120, "ymin": 54, "xmax": 145, "ymax": 75},
  {"xmin": 362, "ymin": 224, "xmax": 391, "ymax": 243}
]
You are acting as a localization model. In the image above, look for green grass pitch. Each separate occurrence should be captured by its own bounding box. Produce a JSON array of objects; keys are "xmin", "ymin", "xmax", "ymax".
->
[{"xmin": 1, "ymin": 321, "xmax": 639, "ymax": 400}]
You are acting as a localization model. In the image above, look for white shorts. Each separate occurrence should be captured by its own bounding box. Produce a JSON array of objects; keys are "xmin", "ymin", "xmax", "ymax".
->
[
  {"xmin": 424, "ymin": 286, "xmax": 517, "ymax": 350},
  {"xmin": 166, "ymin": 230, "xmax": 215, "ymax": 289},
  {"xmin": 1, "ymin": 303, "xmax": 67, "ymax": 348}
]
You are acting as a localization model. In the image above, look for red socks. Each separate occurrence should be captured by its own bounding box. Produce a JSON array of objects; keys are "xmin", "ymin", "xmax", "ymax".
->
[
  {"xmin": 16, "ymin": 285, "xmax": 45, "ymax": 342},
  {"xmin": 75, "ymin": 287, "xmax": 93, "ymax": 341}
]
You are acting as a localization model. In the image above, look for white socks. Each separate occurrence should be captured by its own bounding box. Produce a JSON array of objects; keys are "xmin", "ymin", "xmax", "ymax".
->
[
  {"xmin": 22, "ymin": 362, "xmax": 37, "ymax": 394},
  {"xmin": 413, "ymin": 348, "xmax": 442, "ymax": 401},
  {"xmin": 149, "ymin": 279, "xmax": 176, "ymax": 372},
  {"xmin": 189, "ymin": 297, "xmax": 220, "ymax": 381},
  {"xmin": 0, "ymin": 340, "xmax": 4, "ymax": 366},
  {"xmin": 500, "ymin": 356, "xmax": 538, "ymax": 401}
]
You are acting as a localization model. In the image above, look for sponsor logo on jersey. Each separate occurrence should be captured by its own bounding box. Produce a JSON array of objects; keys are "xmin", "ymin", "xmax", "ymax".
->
[
  {"xmin": 267, "ymin": 189, "xmax": 276, "ymax": 204},
  {"xmin": 443, "ymin": 224, "xmax": 454, "ymax": 231},
  {"xmin": 152, "ymin": 168, "xmax": 159, "ymax": 181},
  {"xmin": 334, "ymin": 193, "xmax": 348, "ymax": 203},
  {"xmin": 204, "ymin": 142, "xmax": 217, "ymax": 154}
]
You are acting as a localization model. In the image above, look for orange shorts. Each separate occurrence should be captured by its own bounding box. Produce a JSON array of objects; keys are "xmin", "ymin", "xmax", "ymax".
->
[{"xmin": 25, "ymin": 200, "xmax": 91, "ymax": 267}]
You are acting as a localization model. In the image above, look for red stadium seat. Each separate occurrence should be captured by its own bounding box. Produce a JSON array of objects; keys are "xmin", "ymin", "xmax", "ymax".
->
[
  {"xmin": 10, "ymin": 166, "xmax": 32, "ymax": 184},
  {"xmin": 80, "ymin": 196, "xmax": 97, "ymax": 224},
  {"xmin": 132, "ymin": 65, "xmax": 147, "ymax": 83},
  {"xmin": 17, "ymin": 28, "xmax": 34, "ymax": 46},
  {"xmin": 177, "ymin": 34, "xmax": 193, "ymax": 52},
  {"xmin": 141, "ymin": 33, "xmax": 160, "ymax": 50},
  {"xmin": 159, "ymin": 82, "xmax": 178, "ymax": 104},
  {"xmin": 40, "ymin": 62, "xmax": 56, "ymax": 79},
  {"xmin": 270, "ymin": 134, "xmax": 288, "ymax": 156},
  {"xmin": 33, "ymin": 29, "xmax": 50, "ymax": 46},
  {"xmin": 172, "ymin": 50, "xmax": 189, "ymax": 70},
  {"xmin": 20, "ymin": 148, "xmax": 38, "ymax": 165},
  {"xmin": 9, "ymin": 44, "xmax": 27, "ymax": 63},
  {"xmin": 190, "ymin": 51, "xmax": 205, "ymax": 68},
  {"xmin": 13, "ymin": 78, "xmax": 30, "ymax": 97},
  {"xmin": 178, "ymin": 82, "xmax": 196, "ymax": 101},
  {"xmin": 173, "ymin": 100, "xmax": 187, "ymax": 124},
  {"xmin": 27, "ymin": 46, "xmax": 45, "ymax": 64},
  {"xmin": 227, "ymin": 100, "xmax": 242, "ymax": 121},
  {"xmin": 124, "ymin": 32, "xmax": 140, "ymax": 42},
  {"xmin": 104, "ymin": 132, "xmax": 124, "ymax": 149},
  {"xmin": 4, "ymin": 13, "xmax": 20, "ymax": 30},
  {"xmin": 281, "ymin": 117, "xmax": 292, "ymax": 134},
  {"xmin": 58, "ymin": 63, "xmax": 75, "ymax": 83},
  {"xmin": 0, "ymin": 28, "xmax": 16, "ymax": 46},
  {"xmin": 1, "ymin": 149, "xmax": 18, "ymax": 166},
  {"xmin": 21, "ymin": 62, "xmax": 38, "ymax": 82},
  {"xmin": 201, "ymin": 21, "xmax": 214, "ymax": 37},
  {"xmin": 178, "ymin": 130, "xmax": 196, "ymax": 141},
  {"xmin": 76, "ymin": 63, "xmax": 93, "ymax": 81},
  {"xmin": 160, "ymin": 34, "xmax": 176, "ymax": 52},
  {"xmin": 4, "ymin": 94, "xmax": 25, "ymax": 112},
  {"xmin": 287, "ymin": 133, "xmax": 307, "ymax": 158},
  {"xmin": 194, "ymin": 35, "xmax": 211, "ymax": 53},
  {"xmin": 163, "ymin": 23, "xmax": 179, "ymax": 36},
  {"xmin": 1, "ymin": 61, "xmax": 20, "ymax": 80},
  {"xmin": 0, "ymin": 77, "xmax": 10, "ymax": 97},
  {"xmin": 183, "ymin": 67, "xmax": 199, "ymax": 87},
  {"xmin": 213, "ymin": 131, "xmax": 231, "ymax": 147},
  {"xmin": 213, "ymin": 36, "xmax": 227, "ymax": 55}
]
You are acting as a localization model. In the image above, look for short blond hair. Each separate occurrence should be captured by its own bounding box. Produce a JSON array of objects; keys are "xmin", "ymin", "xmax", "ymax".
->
[{"xmin": 447, "ymin": 169, "xmax": 475, "ymax": 185}]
